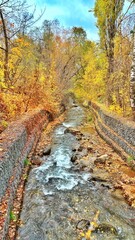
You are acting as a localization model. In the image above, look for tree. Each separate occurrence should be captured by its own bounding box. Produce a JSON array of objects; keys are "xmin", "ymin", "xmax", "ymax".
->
[
  {"xmin": 0, "ymin": 0, "xmax": 44, "ymax": 86},
  {"xmin": 0, "ymin": 8, "xmax": 8, "ymax": 83},
  {"xmin": 72, "ymin": 27, "xmax": 87, "ymax": 44},
  {"xmin": 130, "ymin": 26, "xmax": 135, "ymax": 119},
  {"xmin": 94, "ymin": 0, "xmax": 125, "ymax": 104},
  {"xmin": 73, "ymin": 42, "xmax": 107, "ymax": 102}
]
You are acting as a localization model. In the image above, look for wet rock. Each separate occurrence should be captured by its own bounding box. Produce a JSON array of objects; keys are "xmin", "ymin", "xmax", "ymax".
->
[
  {"xmin": 37, "ymin": 145, "xmax": 51, "ymax": 157},
  {"xmin": 71, "ymin": 155, "xmax": 78, "ymax": 163},
  {"xmin": 94, "ymin": 154, "xmax": 109, "ymax": 165},
  {"xmin": 81, "ymin": 141, "xmax": 93, "ymax": 151},
  {"xmin": 80, "ymin": 150, "xmax": 88, "ymax": 158},
  {"xmin": 43, "ymin": 145, "xmax": 51, "ymax": 155},
  {"xmin": 87, "ymin": 144, "xmax": 93, "ymax": 151},
  {"xmin": 76, "ymin": 219, "xmax": 90, "ymax": 230},
  {"xmin": 84, "ymin": 167, "xmax": 94, "ymax": 173},
  {"xmin": 91, "ymin": 170, "xmax": 110, "ymax": 182},
  {"xmin": 64, "ymin": 127, "xmax": 80, "ymax": 135},
  {"xmin": 72, "ymin": 104, "xmax": 78, "ymax": 107},
  {"xmin": 31, "ymin": 156, "xmax": 42, "ymax": 165},
  {"xmin": 101, "ymin": 182, "xmax": 113, "ymax": 189},
  {"xmin": 78, "ymin": 145, "xmax": 83, "ymax": 152},
  {"xmin": 89, "ymin": 156, "xmax": 97, "ymax": 162},
  {"xmin": 76, "ymin": 149, "xmax": 88, "ymax": 160},
  {"xmin": 76, "ymin": 135, "xmax": 83, "ymax": 141},
  {"xmin": 79, "ymin": 158, "xmax": 91, "ymax": 168},
  {"xmin": 76, "ymin": 156, "xmax": 96, "ymax": 172},
  {"xmin": 72, "ymin": 143, "xmax": 80, "ymax": 152},
  {"xmin": 72, "ymin": 165, "xmax": 81, "ymax": 171},
  {"xmin": 77, "ymin": 156, "xmax": 96, "ymax": 169},
  {"xmin": 99, "ymin": 154, "xmax": 109, "ymax": 160},
  {"xmin": 94, "ymin": 223, "xmax": 118, "ymax": 235}
]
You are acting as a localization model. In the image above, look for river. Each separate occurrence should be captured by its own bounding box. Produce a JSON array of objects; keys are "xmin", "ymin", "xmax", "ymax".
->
[{"xmin": 17, "ymin": 105, "xmax": 135, "ymax": 240}]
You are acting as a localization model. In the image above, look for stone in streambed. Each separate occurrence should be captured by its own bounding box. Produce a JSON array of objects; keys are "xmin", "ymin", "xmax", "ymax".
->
[
  {"xmin": 94, "ymin": 223, "xmax": 118, "ymax": 235},
  {"xmin": 32, "ymin": 156, "xmax": 42, "ymax": 165},
  {"xmin": 77, "ymin": 156, "xmax": 96, "ymax": 168},
  {"xmin": 42, "ymin": 145, "xmax": 51, "ymax": 155},
  {"xmin": 71, "ymin": 155, "xmax": 78, "ymax": 163},
  {"xmin": 87, "ymin": 144, "xmax": 93, "ymax": 151},
  {"xmin": 94, "ymin": 154, "xmax": 109, "ymax": 165},
  {"xmin": 37, "ymin": 145, "xmax": 51, "ymax": 157},
  {"xmin": 76, "ymin": 219, "xmax": 90, "ymax": 230},
  {"xmin": 64, "ymin": 127, "xmax": 80, "ymax": 135},
  {"xmin": 91, "ymin": 169, "xmax": 110, "ymax": 182}
]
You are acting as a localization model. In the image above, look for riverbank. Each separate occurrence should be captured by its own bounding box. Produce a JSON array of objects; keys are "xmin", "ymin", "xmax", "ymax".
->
[{"xmin": 6, "ymin": 112, "xmax": 65, "ymax": 240}]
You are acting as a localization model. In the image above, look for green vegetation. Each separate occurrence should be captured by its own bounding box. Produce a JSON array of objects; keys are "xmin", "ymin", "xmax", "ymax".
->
[
  {"xmin": 24, "ymin": 158, "xmax": 31, "ymax": 167},
  {"xmin": 10, "ymin": 210, "xmax": 17, "ymax": 222},
  {"xmin": 127, "ymin": 155, "xmax": 135, "ymax": 162}
]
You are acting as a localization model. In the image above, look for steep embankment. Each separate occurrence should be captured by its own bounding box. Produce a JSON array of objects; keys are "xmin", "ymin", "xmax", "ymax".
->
[
  {"xmin": 90, "ymin": 102, "xmax": 135, "ymax": 159},
  {"xmin": 0, "ymin": 108, "xmax": 50, "ymax": 239}
]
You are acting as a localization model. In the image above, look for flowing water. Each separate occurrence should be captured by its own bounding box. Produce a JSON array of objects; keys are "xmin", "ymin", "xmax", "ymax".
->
[{"xmin": 17, "ymin": 105, "xmax": 135, "ymax": 240}]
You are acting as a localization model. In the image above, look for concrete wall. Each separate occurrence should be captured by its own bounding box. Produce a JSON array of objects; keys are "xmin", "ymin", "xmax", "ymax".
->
[
  {"xmin": 90, "ymin": 102, "xmax": 135, "ymax": 159},
  {"xmin": 0, "ymin": 109, "xmax": 49, "ymax": 239}
]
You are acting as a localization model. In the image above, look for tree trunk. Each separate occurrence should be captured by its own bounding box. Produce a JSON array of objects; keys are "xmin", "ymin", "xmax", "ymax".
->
[
  {"xmin": 130, "ymin": 26, "xmax": 135, "ymax": 120},
  {"xmin": 0, "ymin": 8, "xmax": 9, "ymax": 83},
  {"xmin": 106, "ymin": 19, "xmax": 115, "ymax": 105}
]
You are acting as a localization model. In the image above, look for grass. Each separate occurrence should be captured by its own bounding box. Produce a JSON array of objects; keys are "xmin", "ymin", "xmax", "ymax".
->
[
  {"xmin": 127, "ymin": 155, "xmax": 135, "ymax": 163},
  {"xmin": 10, "ymin": 211, "xmax": 17, "ymax": 221},
  {"xmin": 24, "ymin": 158, "xmax": 31, "ymax": 167}
]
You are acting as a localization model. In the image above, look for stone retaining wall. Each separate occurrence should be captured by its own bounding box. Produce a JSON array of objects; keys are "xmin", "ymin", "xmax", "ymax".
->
[
  {"xmin": 0, "ymin": 109, "xmax": 49, "ymax": 239},
  {"xmin": 90, "ymin": 102, "xmax": 135, "ymax": 159}
]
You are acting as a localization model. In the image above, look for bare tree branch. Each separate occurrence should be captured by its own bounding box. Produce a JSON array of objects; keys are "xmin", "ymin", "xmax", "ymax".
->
[
  {"xmin": 0, "ymin": 46, "xmax": 6, "ymax": 51},
  {"xmin": 118, "ymin": 1, "xmax": 135, "ymax": 27},
  {"xmin": 0, "ymin": 0, "xmax": 10, "ymax": 7}
]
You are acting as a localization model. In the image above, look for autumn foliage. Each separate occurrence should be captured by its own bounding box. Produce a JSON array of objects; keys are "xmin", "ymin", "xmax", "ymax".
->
[{"xmin": 0, "ymin": 0, "xmax": 135, "ymax": 133}]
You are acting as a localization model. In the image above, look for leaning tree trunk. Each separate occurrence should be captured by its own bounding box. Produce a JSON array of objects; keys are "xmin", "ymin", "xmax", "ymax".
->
[
  {"xmin": 130, "ymin": 26, "xmax": 135, "ymax": 120},
  {"xmin": 0, "ymin": 9, "xmax": 9, "ymax": 83}
]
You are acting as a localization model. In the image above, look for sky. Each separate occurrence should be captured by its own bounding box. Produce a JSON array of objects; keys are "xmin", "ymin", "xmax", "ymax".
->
[
  {"xmin": 29, "ymin": 0, "xmax": 133, "ymax": 42},
  {"xmin": 29, "ymin": 0, "xmax": 99, "ymax": 41}
]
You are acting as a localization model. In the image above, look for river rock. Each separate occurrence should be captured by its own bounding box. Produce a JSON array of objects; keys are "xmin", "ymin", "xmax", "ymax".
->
[
  {"xmin": 94, "ymin": 223, "xmax": 118, "ymax": 235},
  {"xmin": 87, "ymin": 144, "xmax": 93, "ymax": 151},
  {"xmin": 71, "ymin": 154, "xmax": 78, "ymax": 163},
  {"xmin": 95, "ymin": 154, "xmax": 109, "ymax": 164},
  {"xmin": 76, "ymin": 219, "xmax": 90, "ymax": 230},
  {"xmin": 78, "ymin": 149, "xmax": 88, "ymax": 159},
  {"xmin": 79, "ymin": 158, "xmax": 90, "ymax": 168},
  {"xmin": 78, "ymin": 156, "xmax": 96, "ymax": 169},
  {"xmin": 32, "ymin": 156, "xmax": 42, "ymax": 165},
  {"xmin": 43, "ymin": 145, "xmax": 51, "ymax": 155},
  {"xmin": 65, "ymin": 127, "xmax": 80, "ymax": 135},
  {"xmin": 91, "ymin": 169, "xmax": 110, "ymax": 182},
  {"xmin": 84, "ymin": 167, "xmax": 94, "ymax": 173},
  {"xmin": 37, "ymin": 145, "xmax": 51, "ymax": 157}
]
